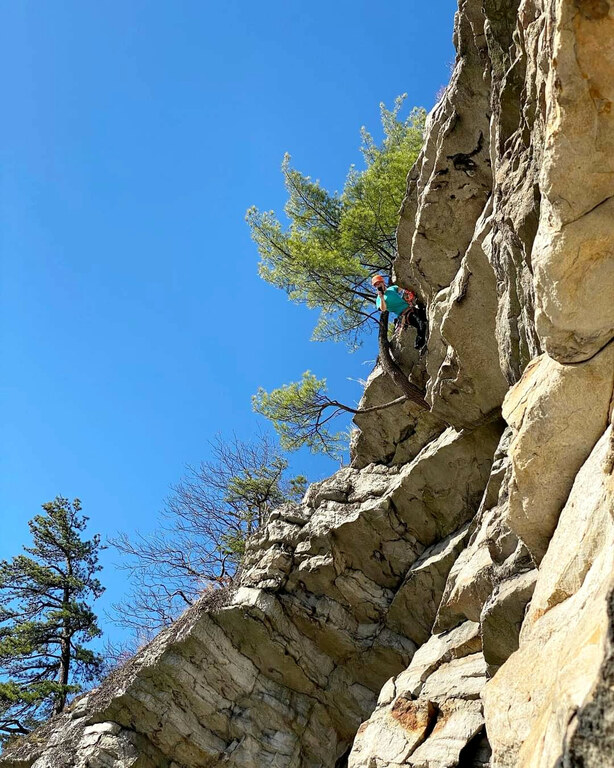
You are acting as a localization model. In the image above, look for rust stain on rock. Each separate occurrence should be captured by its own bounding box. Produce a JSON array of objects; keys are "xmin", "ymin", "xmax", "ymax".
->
[
  {"xmin": 589, "ymin": 85, "xmax": 612, "ymax": 114},
  {"xmin": 391, "ymin": 697, "xmax": 436, "ymax": 733}
]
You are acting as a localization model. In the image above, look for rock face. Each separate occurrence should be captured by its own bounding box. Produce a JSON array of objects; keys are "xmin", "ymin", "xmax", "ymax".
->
[
  {"xmin": 2, "ymin": 1, "xmax": 613, "ymax": 767},
  {"xmin": 1, "ymin": 427, "xmax": 501, "ymax": 768},
  {"xmin": 483, "ymin": 425, "xmax": 614, "ymax": 768}
]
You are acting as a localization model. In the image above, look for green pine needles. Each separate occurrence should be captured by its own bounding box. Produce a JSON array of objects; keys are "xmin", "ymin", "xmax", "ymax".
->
[
  {"xmin": 249, "ymin": 97, "xmax": 426, "ymax": 458},
  {"xmin": 0, "ymin": 497, "xmax": 104, "ymax": 744},
  {"xmin": 253, "ymin": 372, "xmax": 347, "ymax": 459},
  {"xmin": 247, "ymin": 96, "xmax": 425, "ymax": 350}
]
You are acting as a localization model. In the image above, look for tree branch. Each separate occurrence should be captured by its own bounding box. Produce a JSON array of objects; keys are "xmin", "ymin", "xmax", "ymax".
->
[{"xmin": 377, "ymin": 311, "xmax": 429, "ymax": 409}]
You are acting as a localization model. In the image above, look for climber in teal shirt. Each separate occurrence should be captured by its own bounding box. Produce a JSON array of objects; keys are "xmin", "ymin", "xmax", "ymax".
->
[{"xmin": 371, "ymin": 275, "xmax": 428, "ymax": 350}]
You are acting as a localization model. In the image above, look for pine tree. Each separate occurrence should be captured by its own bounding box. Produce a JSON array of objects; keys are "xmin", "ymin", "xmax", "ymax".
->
[
  {"xmin": 248, "ymin": 97, "xmax": 429, "ymax": 457},
  {"xmin": 247, "ymin": 96, "xmax": 425, "ymax": 350},
  {"xmin": 0, "ymin": 497, "xmax": 104, "ymax": 743}
]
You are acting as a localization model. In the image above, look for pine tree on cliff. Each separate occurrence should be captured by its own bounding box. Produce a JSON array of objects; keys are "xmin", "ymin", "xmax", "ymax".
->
[
  {"xmin": 0, "ymin": 497, "xmax": 104, "ymax": 743},
  {"xmin": 248, "ymin": 96, "xmax": 429, "ymax": 458},
  {"xmin": 247, "ymin": 95, "xmax": 425, "ymax": 350}
]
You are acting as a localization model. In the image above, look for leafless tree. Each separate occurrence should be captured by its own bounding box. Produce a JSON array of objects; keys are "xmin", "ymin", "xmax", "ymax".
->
[{"xmin": 108, "ymin": 433, "xmax": 306, "ymax": 639}]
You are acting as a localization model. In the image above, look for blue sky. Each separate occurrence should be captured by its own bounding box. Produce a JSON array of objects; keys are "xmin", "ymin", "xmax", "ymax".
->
[{"xmin": 0, "ymin": 0, "xmax": 457, "ymax": 645}]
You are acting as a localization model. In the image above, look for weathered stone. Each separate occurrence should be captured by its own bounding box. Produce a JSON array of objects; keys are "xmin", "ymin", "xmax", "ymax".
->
[
  {"xmin": 351, "ymin": 362, "xmax": 446, "ymax": 470},
  {"xmin": 420, "ymin": 653, "xmax": 488, "ymax": 704},
  {"xmin": 502, "ymin": 345, "xmax": 614, "ymax": 562},
  {"xmin": 532, "ymin": 0, "xmax": 614, "ymax": 362},
  {"xmin": 563, "ymin": 585, "xmax": 614, "ymax": 768},
  {"xmin": 433, "ymin": 504, "xmax": 511, "ymax": 632},
  {"xmin": 1, "ymin": 717, "xmax": 163, "ymax": 768},
  {"xmin": 534, "ymin": 198, "xmax": 614, "ymax": 363},
  {"xmin": 386, "ymin": 522, "xmax": 471, "ymax": 645},
  {"xmin": 434, "ymin": 428, "xmax": 525, "ymax": 633},
  {"xmin": 407, "ymin": 699, "xmax": 484, "ymax": 768},
  {"xmin": 350, "ymin": 641, "xmax": 487, "ymax": 768},
  {"xmin": 483, "ymin": 426, "xmax": 614, "ymax": 768},
  {"xmin": 480, "ymin": 568, "xmax": 537, "ymax": 672},
  {"xmin": 348, "ymin": 698, "xmax": 437, "ymax": 768},
  {"xmin": 394, "ymin": 622, "xmax": 482, "ymax": 699},
  {"xmin": 425, "ymin": 205, "xmax": 510, "ymax": 427},
  {"xmin": 386, "ymin": 423, "xmax": 501, "ymax": 549}
]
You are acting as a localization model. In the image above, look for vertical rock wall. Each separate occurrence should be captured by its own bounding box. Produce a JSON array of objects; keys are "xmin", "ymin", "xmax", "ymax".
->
[
  {"xmin": 1, "ymin": 1, "xmax": 613, "ymax": 767},
  {"xmin": 349, "ymin": 0, "xmax": 614, "ymax": 766}
]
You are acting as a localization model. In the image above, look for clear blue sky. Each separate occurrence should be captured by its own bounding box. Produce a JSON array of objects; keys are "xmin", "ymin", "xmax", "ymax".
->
[{"xmin": 0, "ymin": 0, "xmax": 457, "ymax": 644}]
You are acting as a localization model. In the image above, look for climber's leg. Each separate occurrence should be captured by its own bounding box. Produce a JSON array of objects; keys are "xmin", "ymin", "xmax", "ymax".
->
[{"xmin": 409, "ymin": 305, "xmax": 428, "ymax": 350}]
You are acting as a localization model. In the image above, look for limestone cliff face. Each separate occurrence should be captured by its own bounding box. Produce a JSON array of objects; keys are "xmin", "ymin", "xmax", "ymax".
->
[{"xmin": 2, "ymin": 1, "xmax": 613, "ymax": 767}]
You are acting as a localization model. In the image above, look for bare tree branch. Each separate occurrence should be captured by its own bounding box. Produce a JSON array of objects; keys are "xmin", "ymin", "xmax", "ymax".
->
[{"xmin": 108, "ymin": 434, "xmax": 307, "ymax": 637}]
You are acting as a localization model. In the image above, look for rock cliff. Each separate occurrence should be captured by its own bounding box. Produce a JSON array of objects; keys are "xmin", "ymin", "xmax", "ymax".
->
[{"xmin": 2, "ymin": 0, "xmax": 613, "ymax": 766}]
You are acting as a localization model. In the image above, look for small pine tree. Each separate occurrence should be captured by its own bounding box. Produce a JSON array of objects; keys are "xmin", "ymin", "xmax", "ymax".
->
[{"xmin": 0, "ymin": 497, "xmax": 104, "ymax": 743}]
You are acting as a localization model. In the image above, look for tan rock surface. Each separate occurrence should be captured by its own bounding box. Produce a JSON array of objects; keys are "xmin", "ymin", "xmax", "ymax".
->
[
  {"xmin": 406, "ymin": 699, "xmax": 484, "ymax": 768},
  {"xmin": 533, "ymin": 0, "xmax": 614, "ymax": 361},
  {"xmin": 502, "ymin": 345, "xmax": 614, "ymax": 562},
  {"xmin": 425, "ymin": 206, "xmax": 510, "ymax": 427},
  {"xmin": 351, "ymin": 363, "xmax": 445, "ymax": 469},
  {"xmin": 394, "ymin": 622, "xmax": 482, "ymax": 699},
  {"xmin": 434, "ymin": 428, "xmax": 532, "ymax": 636},
  {"xmin": 386, "ymin": 522, "xmax": 471, "ymax": 645},
  {"xmin": 349, "ymin": 632, "xmax": 487, "ymax": 768},
  {"xmin": 483, "ymin": 426, "xmax": 614, "ymax": 768}
]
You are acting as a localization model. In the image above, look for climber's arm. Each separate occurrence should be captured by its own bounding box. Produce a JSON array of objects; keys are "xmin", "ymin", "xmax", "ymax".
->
[{"xmin": 377, "ymin": 286, "xmax": 387, "ymax": 312}]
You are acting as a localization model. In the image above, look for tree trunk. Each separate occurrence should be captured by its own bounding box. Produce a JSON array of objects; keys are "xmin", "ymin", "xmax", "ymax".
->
[
  {"xmin": 54, "ymin": 559, "xmax": 72, "ymax": 715},
  {"xmin": 378, "ymin": 311, "xmax": 429, "ymax": 410}
]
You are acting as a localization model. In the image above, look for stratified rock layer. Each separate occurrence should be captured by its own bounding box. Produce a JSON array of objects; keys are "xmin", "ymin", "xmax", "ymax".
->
[
  {"xmin": 2, "ymin": 0, "xmax": 613, "ymax": 767},
  {"xmin": 2, "ymin": 426, "xmax": 501, "ymax": 768}
]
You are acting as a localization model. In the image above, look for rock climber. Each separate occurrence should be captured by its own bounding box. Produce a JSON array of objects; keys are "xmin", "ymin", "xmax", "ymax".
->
[{"xmin": 371, "ymin": 275, "xmax": 428, "ymax": 350}]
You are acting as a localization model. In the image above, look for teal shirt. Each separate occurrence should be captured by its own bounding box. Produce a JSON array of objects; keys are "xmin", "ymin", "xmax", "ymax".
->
[{"xmin": 375, "ymin": 285, "xmax": 409, "ymax": 317}]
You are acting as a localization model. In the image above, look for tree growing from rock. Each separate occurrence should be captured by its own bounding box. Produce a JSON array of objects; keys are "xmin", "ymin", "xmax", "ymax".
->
[
  {"xmin": 248, "ymin": 96, "xmax": 425, "ymax": 350},
  {"xmin": 110, "ymin": 433, "xmax": 307, "ymax": 640},
  {"xmin": 0, "ymin": 497, "xmax": 104, "ymax": 744},
  {"xmin": 254, "ymin": 334, "xmax": 429, "ymax": 460},
  {"xmin": 248, "ymin": 97, "xmax": 428, "ymax": 458}
]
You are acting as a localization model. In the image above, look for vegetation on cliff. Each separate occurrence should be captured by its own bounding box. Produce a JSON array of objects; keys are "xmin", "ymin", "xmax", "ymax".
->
[
  {"xmin": 0, "ymin": 498, "xmax": 104, "ymax": 744},
  {"xmin": 247, "ymin": 96, "xmax": 424, "ymax": 350},
  {"xmin": 110, "ymin": 433, "xmax": 306, "ymax": 639},
  {"xmin": 250, "ymin": 97, "xmax": 426, "ymax": 457}
]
